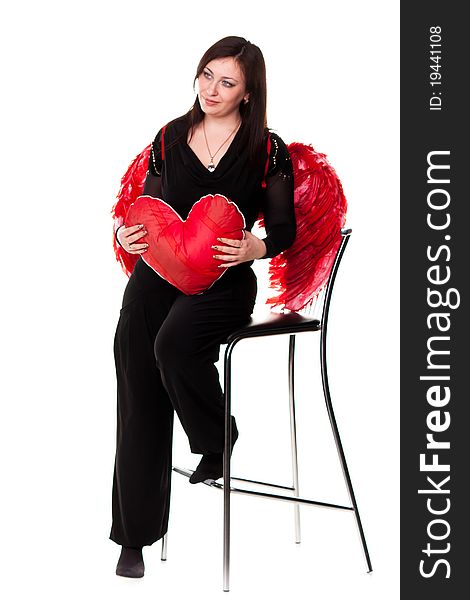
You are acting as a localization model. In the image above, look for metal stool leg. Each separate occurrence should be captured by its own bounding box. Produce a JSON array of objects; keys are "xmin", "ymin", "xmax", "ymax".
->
[
  {"xmin": 288, "ymin": 335, "xmax": 301, "ymax": 543},
  {"xmin": 318, "ymin": 229, "xmax": 372, "ymax": 572},
  {"xmin": 161, "ymin": 532, "xmax": 167, "ymax": 561},
  {"xmin": 320, "ymin": 324, "xmax": 373, "ymax": 572},
  {"xmin": 223, "ymin": 341, "xmax": 235, "ymax": 591}
]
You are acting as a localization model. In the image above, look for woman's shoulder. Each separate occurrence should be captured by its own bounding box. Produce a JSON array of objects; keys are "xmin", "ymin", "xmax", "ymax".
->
[
  {"xmin": 149, "ymin": 115, "xmax": 188, "ymax": 173},
  {"xmin": 152, "ymin": 114, "xmax": 187, "ymax": 143},
  {"xmin": 264, "ymin": 128, "xmax": 292, "ymax": 177},
  {"xmin": 265, "ymin": 127, "xmax": 287, "ymax": 143}
]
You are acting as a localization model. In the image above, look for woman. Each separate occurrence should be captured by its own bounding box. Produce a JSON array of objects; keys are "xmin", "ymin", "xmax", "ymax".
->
[{"xmin": 110, "ymin": 35, "xmax": 296, "ymax": 578}]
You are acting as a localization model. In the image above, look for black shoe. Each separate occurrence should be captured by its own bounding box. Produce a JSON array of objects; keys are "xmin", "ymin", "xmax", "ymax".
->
[
  {"xmin": 116, "ymin": 546, "xmax": 145, "ymax": 578},
  {"xmin": 189, "ymin": 423, "xmax": 239, "ymax": 484}
]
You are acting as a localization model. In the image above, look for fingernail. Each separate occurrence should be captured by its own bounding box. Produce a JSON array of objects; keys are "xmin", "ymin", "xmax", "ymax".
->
[{"xmin": 139, "ymin": 224, "xmax": 144, "ymax": 228}]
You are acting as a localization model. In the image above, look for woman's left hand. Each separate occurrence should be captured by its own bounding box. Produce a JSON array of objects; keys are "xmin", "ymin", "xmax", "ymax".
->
[{"xmin": 212, "ymin": 230, "xmax": 267, "ymax": 267}]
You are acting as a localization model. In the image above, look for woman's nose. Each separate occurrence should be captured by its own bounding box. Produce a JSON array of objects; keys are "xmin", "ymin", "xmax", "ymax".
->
[{"xmin": 206, "ymin": 81, "xmax": 218, "ymax": 96}]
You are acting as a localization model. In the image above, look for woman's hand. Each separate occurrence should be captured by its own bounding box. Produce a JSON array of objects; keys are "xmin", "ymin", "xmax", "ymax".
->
[
  {"xmin": 212, "ymin": 230, "xmax": 267, "ymax": 267},
  {"xmin": 116, "ymin": 224, "xmax": 149, "ymax": 254}
]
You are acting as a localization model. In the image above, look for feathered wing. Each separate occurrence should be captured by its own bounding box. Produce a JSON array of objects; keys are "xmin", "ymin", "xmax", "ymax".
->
[
  {"xmin": 110, "ymin": 144, "xmax": 151, "ymax": 277},
  {"xmin": 257, "ymin": 142, "xmax": 348, "ymax": 312}
]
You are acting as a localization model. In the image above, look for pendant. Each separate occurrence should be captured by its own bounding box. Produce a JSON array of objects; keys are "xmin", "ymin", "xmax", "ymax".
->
[{"xmin": 207, "ymin": 161, "xmax": 215, "ymax": 172}]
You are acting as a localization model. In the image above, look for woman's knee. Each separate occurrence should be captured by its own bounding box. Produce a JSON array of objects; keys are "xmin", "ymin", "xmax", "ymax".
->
[
  {"xmin": 154, "ymin": 324, "xmax": 217, "ymax": 371},
  {"xmin": 154, "ymin": 327, "xmax": 185, "ymax": 370}
]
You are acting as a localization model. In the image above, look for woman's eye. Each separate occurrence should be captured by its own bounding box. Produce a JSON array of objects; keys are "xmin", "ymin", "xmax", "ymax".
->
[{"xmin": 202, "ymin": 71, "xmax": 233, "ymax": 87}]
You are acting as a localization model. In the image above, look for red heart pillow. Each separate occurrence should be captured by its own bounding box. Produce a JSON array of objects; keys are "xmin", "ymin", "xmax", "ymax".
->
[{"xmin": 125, "ymin": 194, "xmax": 246, "ymax": 295}]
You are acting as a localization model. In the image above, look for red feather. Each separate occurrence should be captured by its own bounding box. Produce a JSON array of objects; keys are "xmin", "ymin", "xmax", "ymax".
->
[
  {"xmin": 110, "ymin": 144, "xmax": 151, "ymax": 277},
  {"xmin": 257, "ymin": 142, "xmax": 347, "ymax": 312}
]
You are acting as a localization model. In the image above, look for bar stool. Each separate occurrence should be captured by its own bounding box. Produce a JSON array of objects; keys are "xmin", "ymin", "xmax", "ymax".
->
[{"xmin": 164, "ymin": 227, "xmax": 372, "ymax": 591}]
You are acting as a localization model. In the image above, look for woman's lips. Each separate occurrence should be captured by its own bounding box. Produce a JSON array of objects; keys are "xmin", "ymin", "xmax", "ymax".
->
[{"xmin": 204, "ymin": 98, "xmax": 219, "ymax": 105}]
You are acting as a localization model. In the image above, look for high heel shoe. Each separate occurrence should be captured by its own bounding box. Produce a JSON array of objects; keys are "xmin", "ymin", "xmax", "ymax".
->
[
  {"xmin": 189, "ymin": 421, "xmax": 239, "ymax": 484},
  {"xmin": 116, "ymin": 546, "xmax": 145, "ymax": 578}
]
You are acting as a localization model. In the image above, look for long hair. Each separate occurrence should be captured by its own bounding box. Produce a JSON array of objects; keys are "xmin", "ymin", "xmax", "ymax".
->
[{"xmin": 182, "ymin": 36, "xmax": 268, "ymax": 171}]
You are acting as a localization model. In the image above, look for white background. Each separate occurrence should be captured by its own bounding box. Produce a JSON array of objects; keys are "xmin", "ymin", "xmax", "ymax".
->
[{"xmin": 1, "ymin": 1, "xmax": 399, "ymax": 598}]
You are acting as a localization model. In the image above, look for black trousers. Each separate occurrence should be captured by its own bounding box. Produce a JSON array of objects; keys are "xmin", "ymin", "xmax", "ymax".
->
[{"xmin": 109, "ymin": 257, "xmax": 257, "ymax": 547}]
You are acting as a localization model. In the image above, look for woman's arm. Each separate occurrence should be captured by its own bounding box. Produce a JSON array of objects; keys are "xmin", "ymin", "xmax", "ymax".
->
[
  {"xmin": 143, "ymin": 169, "xmax": 163, "ymax": 197},
  {"xmin": 259, "ymin": 133, "xmax": 296, "ymax": 258},
  {"xmin": 114, "ymin": 128, "xmax": 163, "ymax": 250},
  {"xmin": 143, "ymin": 127, "xmax": 164, "ymax": 197}
]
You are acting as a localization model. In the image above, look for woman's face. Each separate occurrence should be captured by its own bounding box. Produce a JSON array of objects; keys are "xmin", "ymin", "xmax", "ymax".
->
[{"xmin": 197, "ymin": 57, "xmax": 249, "ymax": 118}]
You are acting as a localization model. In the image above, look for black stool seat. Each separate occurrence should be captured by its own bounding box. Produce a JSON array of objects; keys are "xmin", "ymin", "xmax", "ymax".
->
[{"xmin": 225, "ymin": 312, "xmax": 321, "ymax": 344}]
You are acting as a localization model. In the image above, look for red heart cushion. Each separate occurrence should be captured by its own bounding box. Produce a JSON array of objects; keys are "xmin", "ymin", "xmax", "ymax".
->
[{"xmin": 125, "ymin": 194, "xmax": 246, "ymax": 295}]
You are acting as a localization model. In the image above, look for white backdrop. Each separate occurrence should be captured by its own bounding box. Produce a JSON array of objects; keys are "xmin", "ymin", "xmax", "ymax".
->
[{"xmin": 1, "ymin": 1, "xmax": 399, "ymax": 598}]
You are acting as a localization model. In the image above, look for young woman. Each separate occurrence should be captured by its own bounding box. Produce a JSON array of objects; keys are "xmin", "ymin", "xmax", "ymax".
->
[{"xmin": 110, "ymin": 35, "xmax": 296, "ymax": 578}]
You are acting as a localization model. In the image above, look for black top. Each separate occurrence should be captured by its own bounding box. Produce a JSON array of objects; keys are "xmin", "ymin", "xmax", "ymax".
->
[{"xmin": 142, "ymin": 114, "xmax": 296, "ymax": 270}]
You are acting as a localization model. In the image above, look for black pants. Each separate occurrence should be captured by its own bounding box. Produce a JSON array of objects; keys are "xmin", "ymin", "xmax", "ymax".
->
[{"xmin": 109, "ymin": 257, "xmax": 257, "ymax": 547}]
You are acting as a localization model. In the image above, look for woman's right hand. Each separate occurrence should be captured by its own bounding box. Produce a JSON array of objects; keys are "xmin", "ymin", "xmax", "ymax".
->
[{"xmin": 116, "ymin": 224, "xmax": 149, "ymax": 254}]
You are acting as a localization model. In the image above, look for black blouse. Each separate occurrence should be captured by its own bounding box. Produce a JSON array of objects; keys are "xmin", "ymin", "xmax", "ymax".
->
[{"xmin": 142, "ymin": 114, "xmax": 296, "ymax": 271}]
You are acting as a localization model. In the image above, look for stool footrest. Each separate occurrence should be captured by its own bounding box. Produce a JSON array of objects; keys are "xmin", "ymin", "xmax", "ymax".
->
[
  {"xmin": 172, "ymin": 465, "xmax": 353, "ymax": 512},
  {"xmin": 229, "ymin": 475, "xmax": 295, "ymax": 492}
]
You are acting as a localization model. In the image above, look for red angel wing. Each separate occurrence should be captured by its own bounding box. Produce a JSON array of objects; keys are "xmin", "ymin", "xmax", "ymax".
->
[
  {"xmin": 111, "ymin": 144, "xmax": 151, "ymax": 277},
  {"xmin": 257, "ymin": 142, "xmax": 347, "ymax": 312}
]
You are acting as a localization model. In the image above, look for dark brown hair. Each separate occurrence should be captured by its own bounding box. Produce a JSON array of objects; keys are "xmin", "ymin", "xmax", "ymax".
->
[{"xmin": 182, "ymin": 36, "xmax": 268, "ymax": 171}]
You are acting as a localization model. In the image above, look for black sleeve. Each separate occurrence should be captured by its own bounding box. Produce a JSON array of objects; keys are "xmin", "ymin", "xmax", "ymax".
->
[
  {"xmin": 143, "ymin": 127, "xmax": 164, "ymax": 197},
  {"xmin": 258, "ymin": 132, "xmax": 296, "ymax": 259}
]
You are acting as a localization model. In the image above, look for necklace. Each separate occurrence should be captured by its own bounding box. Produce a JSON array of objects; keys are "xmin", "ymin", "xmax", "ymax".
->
[{"xmin": 202, "ymin": 119, "xmax": 241, "ymax": 172}]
